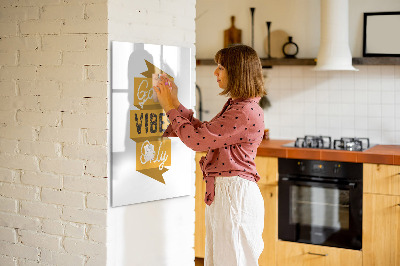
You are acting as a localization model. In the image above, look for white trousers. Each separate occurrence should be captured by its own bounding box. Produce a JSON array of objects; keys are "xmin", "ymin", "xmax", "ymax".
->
[{"xmin": 205, "ymin": 176, "xmax": 265, "ymax": 266}]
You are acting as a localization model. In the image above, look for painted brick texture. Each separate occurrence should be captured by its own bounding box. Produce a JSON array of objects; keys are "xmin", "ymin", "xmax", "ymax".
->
[{"xmin": 0, "ymin": 0, "xmax": 108, "ymax": 265}]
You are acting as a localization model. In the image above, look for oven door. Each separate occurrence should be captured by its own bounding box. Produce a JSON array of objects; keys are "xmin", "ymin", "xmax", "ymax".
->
[{"xmin": 278, "ymin": 176, "xmax": 362, "ymax": 250}]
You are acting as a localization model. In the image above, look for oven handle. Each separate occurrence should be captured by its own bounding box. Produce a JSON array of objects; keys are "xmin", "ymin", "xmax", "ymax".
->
[{"xmin": 280, "ymin": 177, "xmax": 357, "ymax": 189}]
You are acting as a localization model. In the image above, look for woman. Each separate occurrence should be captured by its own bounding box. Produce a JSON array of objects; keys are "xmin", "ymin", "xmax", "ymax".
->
[{"xmin": 155, "ymin": 44, "xmax": 266, "ymax": 266}]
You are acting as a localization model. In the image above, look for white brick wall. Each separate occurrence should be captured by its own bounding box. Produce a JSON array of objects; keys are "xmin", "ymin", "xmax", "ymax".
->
[
  {"xmin": 0, "ymin": 0, "xmax": 108, "ymax": 265},
  {"xmin": 1, "ymin": 0, "xmax": 197, "ymax": 264}
]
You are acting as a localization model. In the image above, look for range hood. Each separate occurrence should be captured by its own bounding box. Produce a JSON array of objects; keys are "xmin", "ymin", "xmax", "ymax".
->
[{"xmin": 314, "ymin": 0, "xmax": 358, "ymax": 71}]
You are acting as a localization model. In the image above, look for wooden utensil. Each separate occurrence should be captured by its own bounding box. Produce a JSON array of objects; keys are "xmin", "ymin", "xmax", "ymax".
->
[{"xmin": 224, "ymin": 16, "xmax": 242, "ymax": 48}]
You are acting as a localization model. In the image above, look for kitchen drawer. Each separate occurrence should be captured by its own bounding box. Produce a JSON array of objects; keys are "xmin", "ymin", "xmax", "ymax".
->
[
  {"xmin": 276, "ymin": 240, "xmax": 362, "ymax": 266},
  {"xmin": 364, "ymin": 164, "xmax": 400, "ymax": 196}
]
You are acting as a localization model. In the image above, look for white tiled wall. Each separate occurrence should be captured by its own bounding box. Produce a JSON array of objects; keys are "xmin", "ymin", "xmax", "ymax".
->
[{"xmin": 196, "ymin": 65, "xmax": 400, "ymax": 145}]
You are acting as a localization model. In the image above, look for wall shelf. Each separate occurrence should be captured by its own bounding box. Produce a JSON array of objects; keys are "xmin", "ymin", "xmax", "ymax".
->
[
  {"xmin": 352, "ymin": 57, "xmax": 400, "ymax": 65},
  {"xmin": 196, "ymin": 57, "xmax": 400, "ymax": 67}
]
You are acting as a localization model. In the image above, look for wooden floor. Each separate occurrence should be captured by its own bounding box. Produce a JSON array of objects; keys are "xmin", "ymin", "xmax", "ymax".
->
[{"xmin": 195, "ymin": 257, "xmax": 204, "ymax": 266}]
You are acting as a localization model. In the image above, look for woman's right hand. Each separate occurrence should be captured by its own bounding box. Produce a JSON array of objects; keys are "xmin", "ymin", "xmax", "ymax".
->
[{"xmin": 160, "ymin": 74, "xmax": 180, "ymax": 109}]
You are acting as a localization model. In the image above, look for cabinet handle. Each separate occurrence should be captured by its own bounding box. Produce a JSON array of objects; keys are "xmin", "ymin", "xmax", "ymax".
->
[
  {"xmin": 397, "ymin": 204, "xmax": 400, "ymax": 207},
  {"xmin": 307, "ymin": 252, "xmax": 328, "ymax": 256}
]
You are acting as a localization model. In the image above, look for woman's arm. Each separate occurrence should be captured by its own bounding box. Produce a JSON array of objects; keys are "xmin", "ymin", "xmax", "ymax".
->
[
  {"xmin": 165, "ymin": 107, "xmax": 249, "ymax": 152},
  {"xmin": 155, "ymin": 76, "xmax": 251, "ymax": 151},
  {"xmin": 155, "ymin": 75, "xmax": 203, "ymax": 137},
  {"xmin": 162, "ymin": 103, "xmax": 203, "ymax": 138},
  {"xmin": 164, "ymin": 75, "xmax": 203, "ymax": 126},
  {"xmin": 174, "ymin": 103, "xmax": 202, "ymax": 128}
]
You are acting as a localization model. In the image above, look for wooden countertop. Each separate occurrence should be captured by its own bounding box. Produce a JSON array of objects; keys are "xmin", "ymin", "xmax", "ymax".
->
[{"xmin": 257, "ymin": 139, "xmax": 400, "ymax": 165}]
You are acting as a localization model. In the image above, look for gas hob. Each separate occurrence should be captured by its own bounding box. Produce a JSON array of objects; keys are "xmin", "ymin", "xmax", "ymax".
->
[{"xmin": 282, "ymin": 135, "xmax": 374, "ymax": 151}]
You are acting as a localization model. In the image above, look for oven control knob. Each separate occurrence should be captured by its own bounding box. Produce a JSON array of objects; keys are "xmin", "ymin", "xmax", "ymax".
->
[
  {"xmin": 297, "ymin": 161, "xmax": 305, "ymax": 171},
  {"xmin": 334, "ymin": 165, "xmax": 340, "ymax": 174}
]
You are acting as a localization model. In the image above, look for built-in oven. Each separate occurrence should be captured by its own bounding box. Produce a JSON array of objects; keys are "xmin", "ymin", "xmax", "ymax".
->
[{"xmin": 278, "ymin": 158, "xmax": 363, "ymax": 250}]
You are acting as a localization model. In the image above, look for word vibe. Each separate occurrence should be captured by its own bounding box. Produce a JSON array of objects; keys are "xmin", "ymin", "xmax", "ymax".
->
[{"xmin": 130, "ymin": 110, "xmax": 169, "ymax": 140}]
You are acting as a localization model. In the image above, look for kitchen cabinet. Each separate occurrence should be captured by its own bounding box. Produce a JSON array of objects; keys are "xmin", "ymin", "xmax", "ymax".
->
[
  {"xmin": 259, "ymin": 184, "xmax": 278, "ymax": 266},
  {"xmin": 195, "ymin": 152, "xmax": 207, "ymax": 258},
  {"xmin": 363, "ymin": 163, "xmax": 400, "ymax": 266},
  {"xmin": 363, "ymin": 163, "xmax": 400, "ymax": 196},
  {"xmin": 195, "ymin": 156, "xmax": 400, "ymax": 265},
  {"xmin": 256, "ymin": 157, "xmax": 278, "ymax": 266},
  {"xmin": 255, "ymin": 156, "xmax": 278, "ymax": 186},
  {"xmin": 276, "ymin": 241, "xmax": 362, "ymax": 266},
  {"xmin": 363, "ymin": 193, "xmax": 400, "ymax": 266}
]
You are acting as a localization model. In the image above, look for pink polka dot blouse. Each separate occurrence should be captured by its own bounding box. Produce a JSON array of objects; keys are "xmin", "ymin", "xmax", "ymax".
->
[{"xmin": 163, "ymin": 97, "xmax": 265, "ymax": 205}]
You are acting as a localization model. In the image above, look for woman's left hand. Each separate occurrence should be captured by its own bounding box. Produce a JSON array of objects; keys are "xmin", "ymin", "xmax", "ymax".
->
[{"xmin": 154, "ymin": 76, "xmax": 175, "ymax": 113}]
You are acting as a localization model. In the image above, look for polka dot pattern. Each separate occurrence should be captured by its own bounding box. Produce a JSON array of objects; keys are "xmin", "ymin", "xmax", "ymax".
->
[{"xmin": 162, "ymin": 97, "xmax": 265, "ymax": 206}]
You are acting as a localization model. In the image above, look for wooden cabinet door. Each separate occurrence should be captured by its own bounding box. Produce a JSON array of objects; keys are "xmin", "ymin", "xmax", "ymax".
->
[
  {"xmin": 255, "ymin": 156, "xmax": 278, "ymax": 186},
  {"xmin": 259, "ymin": 185, "xmax": 278, "ymax": 266},
  {"xmin": 195, "ymin": 152, "xmax": 207, "ymax": 258},
  {"xmin": 276, "ymin": 241, "xmax": 362, "ymax": 266},
  {"xmin": 363, "ymin": 193, "xmax": 400, "ymax": 266},
  {"xmin": 364, "ymin": 164, "xmax": 400, "ymax": 196}
]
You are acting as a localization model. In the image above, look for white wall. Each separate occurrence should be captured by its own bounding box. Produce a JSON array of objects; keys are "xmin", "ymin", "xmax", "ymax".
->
[
  {"xmin": 0, "ymin": 1, "xmax": 108, "ymax": 265},
  {"xmin": 107, "ymin": 1, "xmax": 197, "ymax": 266},
  {"xmin": 198, "ymin": 65, "xmax": 400, "ymax": 144},
  {"xmin": 196, "ymin": 0, "xmax": 400, "ymax": 145},
  {"xmin": 196, "ymin": 0, "xmax": 400, "ymax": 58},
  {"xmin": 197, "ymin": 0, "xmax": 319, "ymax": 58},
  {"xmin": 263, "ymin": 65, "xmax": 400, "ymax": 144}
]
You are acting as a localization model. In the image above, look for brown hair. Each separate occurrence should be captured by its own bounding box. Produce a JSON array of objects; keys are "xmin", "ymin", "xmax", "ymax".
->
[{"xmin": 214, "ymin": 44, "xmax": 266, "ymax": 99}]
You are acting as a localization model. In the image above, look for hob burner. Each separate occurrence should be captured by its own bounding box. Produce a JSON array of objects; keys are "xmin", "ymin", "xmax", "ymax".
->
[
  {"xmin": 295, "ymin": 135, "xmax": 331, "ymax": 149},
  {"xmin": 333, "ymin": 137, "xmax": 370, "ymax": 151}
]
